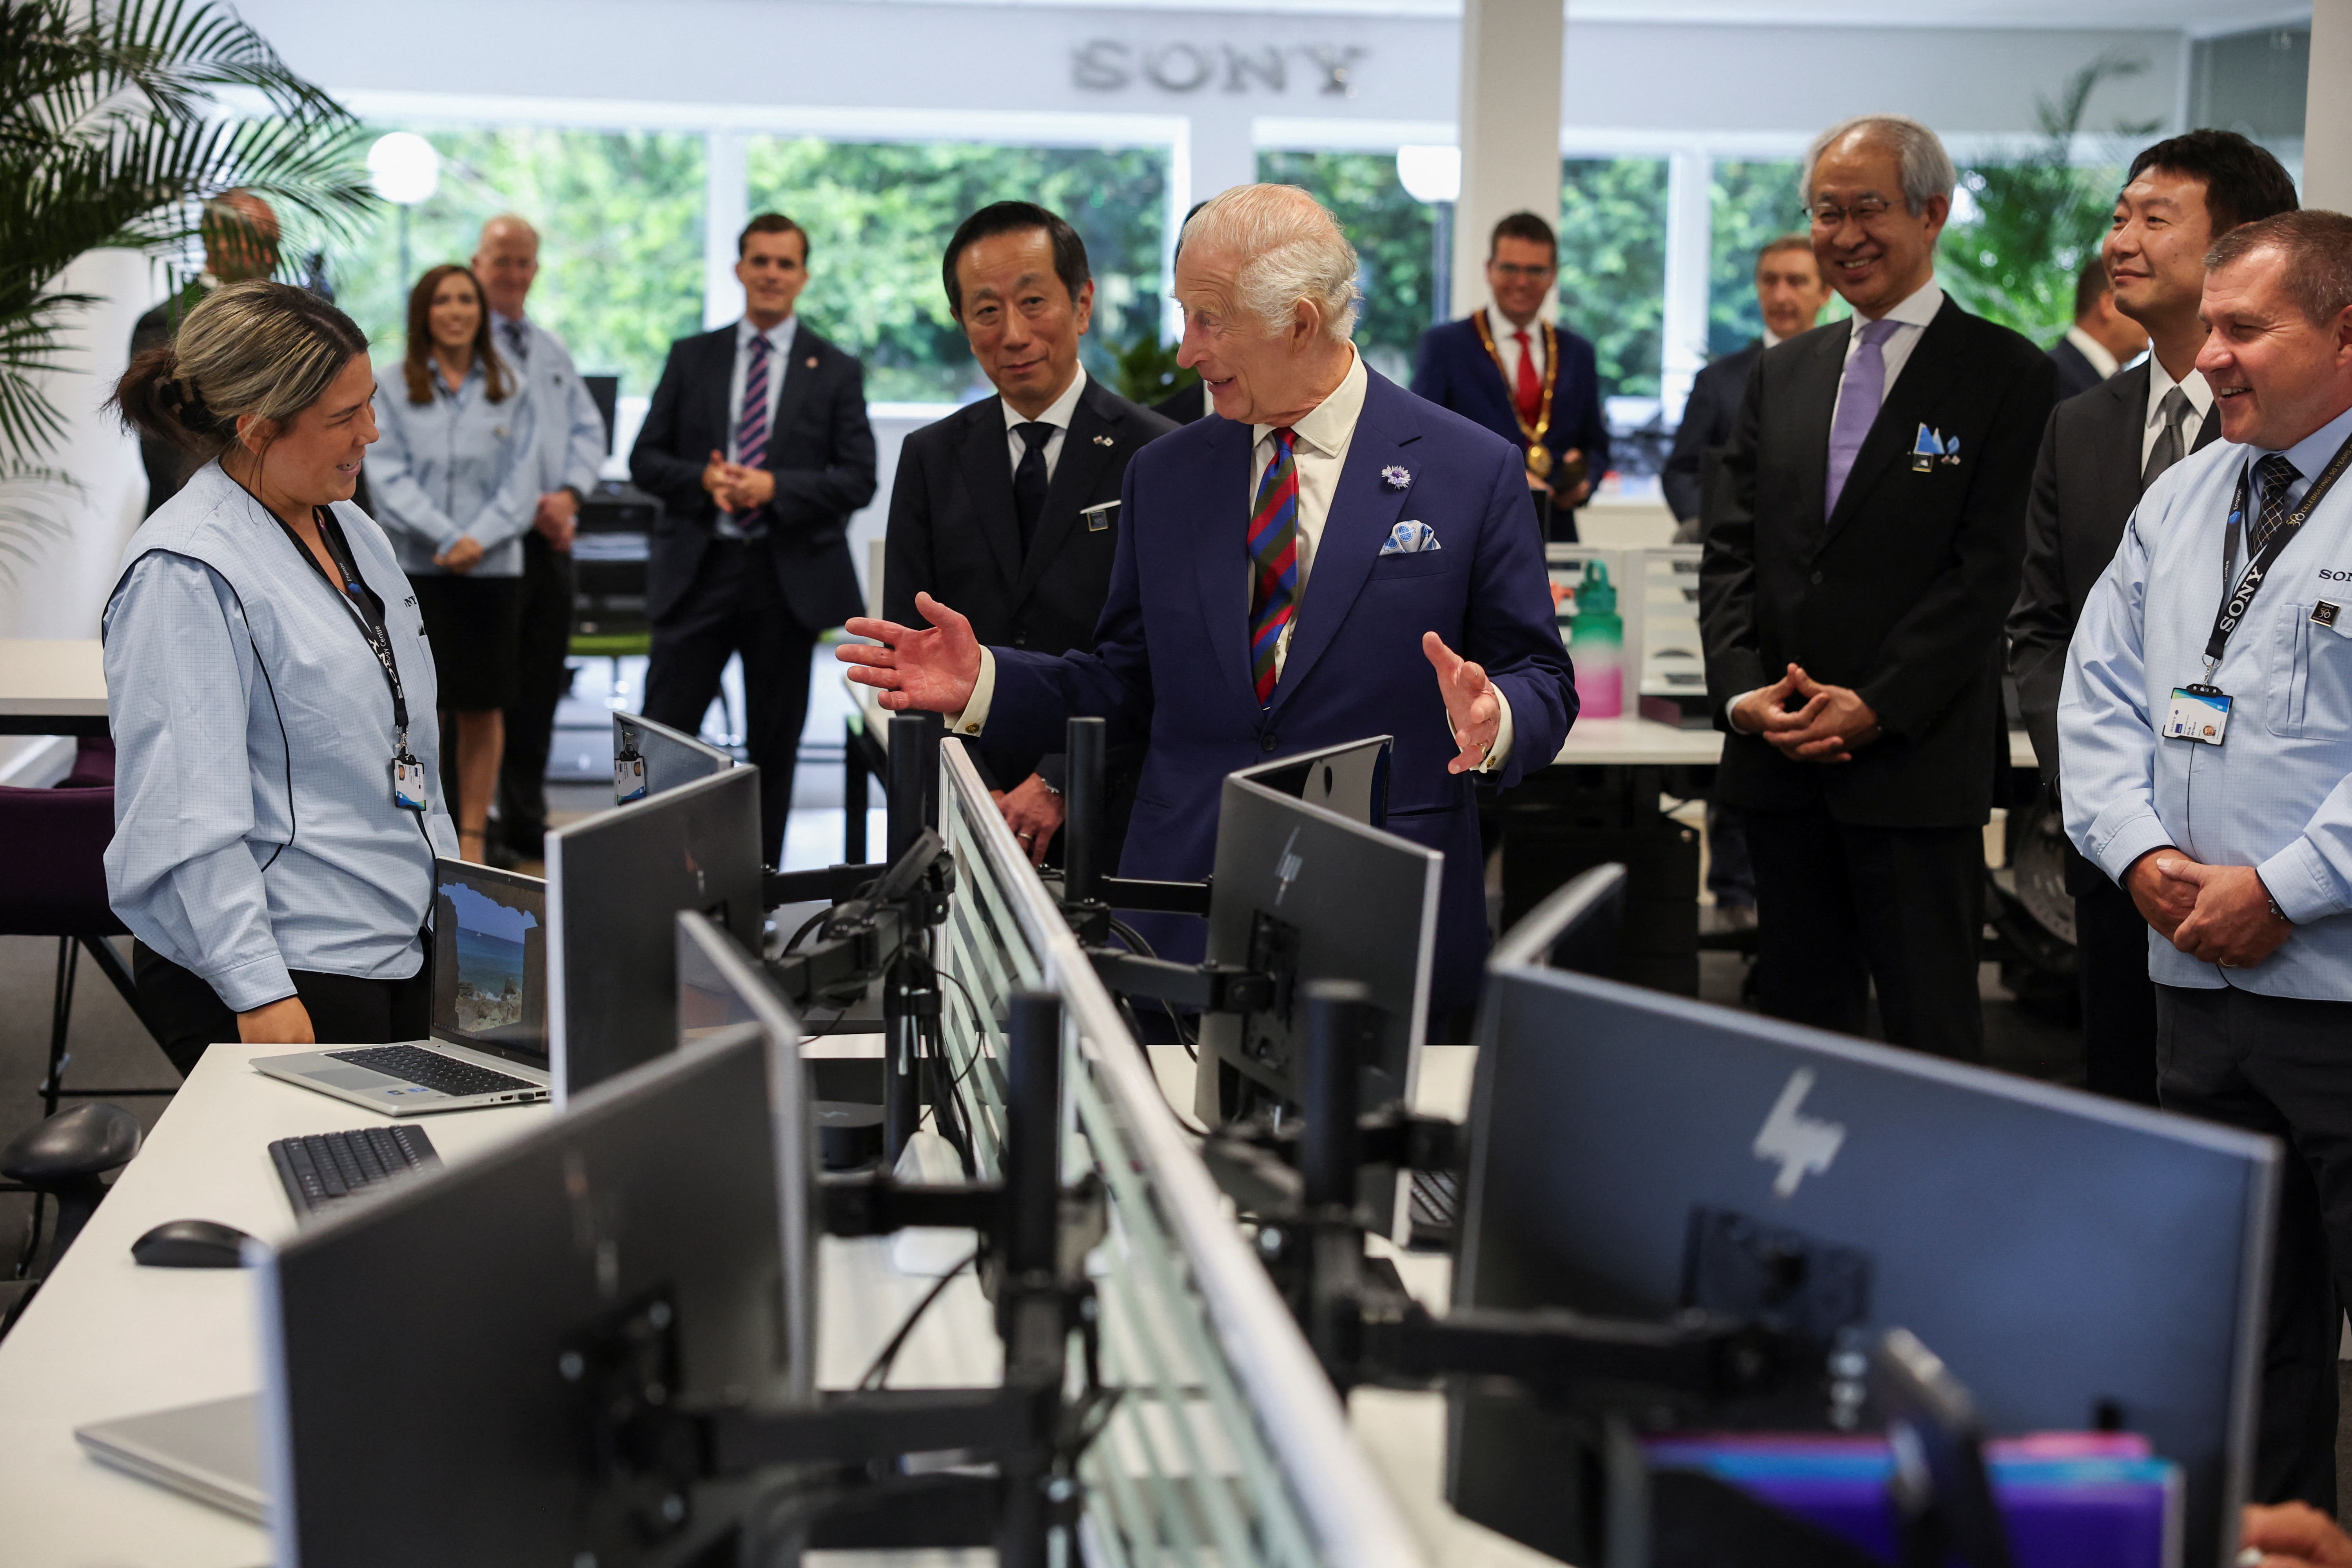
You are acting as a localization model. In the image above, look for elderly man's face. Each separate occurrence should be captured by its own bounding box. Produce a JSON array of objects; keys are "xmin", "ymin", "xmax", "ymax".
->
[
  {"xmin": 202, "ymin": 193, "xmax": 279, "ymax": 283},
  {"xmin": 1174, "ymin": 245, "xmax": 1333, "ymax": 425},
  {"xmin": 2197, "ymin": 252, "xmax": 2352, "ymax": 452},
  {"xmin": 1808, "ymin": 134, "xmax": 1947, "ymax": 319},
  {"xmin": 472, "ymin": 221, "xmax": 540, "ymax": 321}
]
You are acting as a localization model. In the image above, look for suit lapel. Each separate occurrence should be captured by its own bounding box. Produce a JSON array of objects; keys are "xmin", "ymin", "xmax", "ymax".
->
[
  {"xmin": 1819, "ymin": 300, "xmax": 1967, "ymax": 550},
  {"xmin": 1788, "ymin": 326, "xmax": 1846, "ymax": 533},
  {"xmin": 2101, "ymin": 363, "xmax": 2152, "ymax": 514},
  {"xmin": 953, "ymin": 401, "xmax": 1025, "ymax": 592},
  {"xmin": 1010, "ymin": 383, "xmax": 1122, "ymax": 606},
  {"xmin": 762, "ymin": 325, "xmax": 821, "ymax": 466},
  {"xmin": 1191, "ymin": 416, "xmax": 1261, "ymax": 714},
  {"xmin": 1271, "ymin": 375, "xmax": 1417, "ymax": 712},
  {"xmin": 2190, "ymin": 400, "xmax": 2222, "ymax": 456}
]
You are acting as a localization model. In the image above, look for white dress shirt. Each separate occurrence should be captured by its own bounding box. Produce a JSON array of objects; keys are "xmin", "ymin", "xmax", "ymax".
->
[
  {"xmin": 951, "ymin": 345, "xmax": 1514, "ymax": 769},
  {"xmin": 727, "ymin": 315, "xmax": 799, "ymax": 463},
  {"xmin": 2143, "ymin": 355, "xmax": 2214, "ymax": 473},
  {"xmin": 1483, "ymin": 300, "xmax": 1548, "ymax": 390},
  {"xmin": 2063, "ymin": 324, "xmax": 2121, "ymax": 381},
  {"xmin": 1003, "ymin": 363, "xmax": 1088, "ymax": 483}
]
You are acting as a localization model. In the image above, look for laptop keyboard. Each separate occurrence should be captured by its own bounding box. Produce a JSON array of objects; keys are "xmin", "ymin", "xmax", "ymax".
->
[
  {"xmin": 270, "ymin": 1125, "xmax": 442, "ymax": 1218},
  {"xmin": 323, "ymin": 1044, "xmax": 540, "ymax": 1099}
]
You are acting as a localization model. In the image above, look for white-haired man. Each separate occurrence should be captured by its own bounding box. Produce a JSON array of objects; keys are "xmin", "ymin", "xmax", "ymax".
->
[
  {"xmin": 842, "ymin": 183, "xmax": 1575, "ymax": 1041},
  {"xmin": 1697, "ymin": 114, "xmax": 2058, "ymax": 1062}
]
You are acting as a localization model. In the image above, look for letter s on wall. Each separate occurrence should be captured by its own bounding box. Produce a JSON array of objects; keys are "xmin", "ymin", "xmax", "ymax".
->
[{"xmin": 1072, "ymin": 40, "xmax": 1131, "ymax": 90}]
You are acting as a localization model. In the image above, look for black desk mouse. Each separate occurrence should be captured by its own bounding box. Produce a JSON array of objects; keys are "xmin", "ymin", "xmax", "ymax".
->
[{"xmin": 132, "ymin": 1218, "xmax": 254, "ymax": 1268}]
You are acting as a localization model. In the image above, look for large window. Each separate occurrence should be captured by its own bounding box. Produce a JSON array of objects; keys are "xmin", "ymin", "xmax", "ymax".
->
[
  {"xmin": 748, "ymin": 140, "xmax": 1169, "ymax": 405},
  {"xmin": 321, "ymin": 127, "xmax": 707, "ymax": 399},
  {"xmin": 1557, "ymin": 158, "xmax": 1667, "ymax": 401},
  {"xmin": 1255, "ymin": 150, "xmax": 1440, "ymax": 386},
  {"xmin": 1707, "ymin": 160, "xmax": 1837, "ymax": 355}
]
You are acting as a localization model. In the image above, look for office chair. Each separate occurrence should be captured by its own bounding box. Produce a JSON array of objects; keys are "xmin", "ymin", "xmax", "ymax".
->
[{"xmin": 0, "ymin": 1102, "xmax": 141, "ymax": 1338}]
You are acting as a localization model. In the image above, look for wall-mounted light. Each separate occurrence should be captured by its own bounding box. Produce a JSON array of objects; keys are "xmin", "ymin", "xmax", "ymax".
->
[{"xmin": 1396, "ymin": 144, "xmax": 1461, "ymax": 205}]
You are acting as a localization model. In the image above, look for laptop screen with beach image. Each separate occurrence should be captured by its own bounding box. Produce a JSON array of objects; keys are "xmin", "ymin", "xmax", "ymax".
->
[{"xmin": 430, "ymin": 860, "xmax": 549, "ymax": 1064}]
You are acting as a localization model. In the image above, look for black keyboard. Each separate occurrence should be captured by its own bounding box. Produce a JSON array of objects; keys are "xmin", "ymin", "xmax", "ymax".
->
[
  {"xmin": 1407, "ymin": 1169, "xmax": 1460, "ymax": 1252},
  {"xmin": 323, "ymin": 1044, "xmax": 541, "ymax": 1100},
  {"xmin": 270, "ymin": 1125, "xmax": 443, "ymax": 1218}
]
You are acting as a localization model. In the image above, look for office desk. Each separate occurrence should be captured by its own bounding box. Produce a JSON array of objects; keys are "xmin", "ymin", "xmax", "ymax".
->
[
  {"xmin": 1553, "ymin": 713, "xmax": 2039, "ymax": 771},
  {"xmin": 0, "ymin": 638, "xmax": 108, "ymax": 737}
]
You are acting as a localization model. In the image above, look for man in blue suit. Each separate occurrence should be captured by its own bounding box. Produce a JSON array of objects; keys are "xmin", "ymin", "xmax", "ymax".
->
[
  {"xmin": 1410, "ymin": 212, "xmax": 1610, "ymax": 542},
  {"xmin": 842, "ymin": 184, "xmax": 1576, "ymax": 1016}
]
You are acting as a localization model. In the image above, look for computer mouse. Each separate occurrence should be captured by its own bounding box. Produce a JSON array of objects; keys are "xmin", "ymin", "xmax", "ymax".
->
[{"xmin": 131, "ymin": 1218, "xmax": 254, "ymax": 1269}]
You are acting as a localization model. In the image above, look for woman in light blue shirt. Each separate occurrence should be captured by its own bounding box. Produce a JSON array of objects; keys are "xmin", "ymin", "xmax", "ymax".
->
[
  {"xmin": 105, "ymin": 281, "xmax": 459, "ymax": 1072},
  {"xmin": 368, "ymin": 263, "xmax": 538, "ymax": 864}
]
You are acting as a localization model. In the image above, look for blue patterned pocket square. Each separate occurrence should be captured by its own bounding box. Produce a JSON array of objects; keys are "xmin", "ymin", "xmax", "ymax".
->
[{"xmin": 1380, "ymin": 521, "xmax": 1441, "ymax": 555}]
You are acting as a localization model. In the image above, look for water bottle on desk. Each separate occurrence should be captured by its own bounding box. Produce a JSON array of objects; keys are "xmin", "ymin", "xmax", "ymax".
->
[{"xmin": 1569, "ymin": 560, "xmax": 1623, "ymax": 718}]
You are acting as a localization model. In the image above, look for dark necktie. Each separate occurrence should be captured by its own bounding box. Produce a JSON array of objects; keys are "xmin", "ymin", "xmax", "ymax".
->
[
  {"xmin": 2141, "ymin": 387, "xmax": 2190, "ymax": 493},
  {"xmin": 2247, "ymin": 453, "xmax": 2302, "ymax": 560},
  {"xmin": 502, "ymin": 318, "xmax": 529, "ymax": 365},
  {"xmin": 1012, "ymin": 422, "xmax": 1053, "ymax": 554},
  {"xmin": 1247, "ymin": 427, "xmax": 1300, "ymax": 706},
  {"xmin": 721, "ymin": 333, "xmax": 773, "ymax": 539}
]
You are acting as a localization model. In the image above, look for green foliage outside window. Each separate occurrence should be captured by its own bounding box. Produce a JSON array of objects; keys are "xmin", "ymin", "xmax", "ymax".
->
[
  {"xmin": 321, "ymin": 127, "xmax": 706, "ymax": 399},
  {"xmin": 1255, "ymin": 149, "xmax": 1438, "ymax": 385},
  {"xmin": 1707, "ymin": 161, "xmax": 1850, "ymax": 356},
  {"xmin": 748, "ymin": 140, "xmax": 1168, "ymax": 404},
  {"xmin": 1559, "ymin": 159, "xmax": 1668, "ymax": 399}
]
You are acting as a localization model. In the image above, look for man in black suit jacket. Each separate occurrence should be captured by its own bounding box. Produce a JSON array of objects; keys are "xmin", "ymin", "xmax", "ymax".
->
[
  {"xmin": 630, "ymin": 212, "xmax": 877, "ymax": 861},
  {"xmin": 1664, "ymin": 236, "xmax": 1836, "ymax": 537},
  {"xmin": 2007, "ymin": 131, "xmax": 2298, "ymax": 1105},
  {"xmin": 2043, "ymin": 256, "xmax": 2147, "ymax": 402},
  {"xmin": 886, "ymin": 203, "xmax": 1176, "ymax": 866},
  {"xmin": 1150, "ymin": 381, "xmax": 1211, "ymax": 426},
  {"xmin": 1700, "ymin": 115, "xmax": 2058, "ymax": 1063}
]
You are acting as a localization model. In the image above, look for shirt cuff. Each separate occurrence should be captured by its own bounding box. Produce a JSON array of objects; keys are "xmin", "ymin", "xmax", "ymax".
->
[
  {"xmin": 1726, "ymin": 688, "xmax": 1766, "ymax": 733},
  {"xmin": 2259, "ymin": 837, "xmax": 2348, "ymax": 927},
  {"xmin": 1477, "ymin": 690, "xmax": 1516, "ymax": 773},
  {"xmin": 948, "ymin": 647, "xmax": 997, "ymax": 739},
  {"xmin": 2090, "ymin": 807, "xmax": 2177, "ymax": 891},
  {"xmin": 210, "ymin": 950, "xmax": 297, "ymax": 1015}
]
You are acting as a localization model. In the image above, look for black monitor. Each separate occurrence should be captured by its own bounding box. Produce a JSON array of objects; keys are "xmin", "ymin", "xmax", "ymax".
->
[
  {"xmin": 1447, "ymin": 956, "xmax": 2279, "ymax": 1568},
  {"xmin": 583, "ymin": 372, "xmax": 618, "ymax": 455},
  {"xmin": 613, "ymin": 710, "xmax": 734, "ymax": 806},
  {"xmin": 547, "ymin": 767, "xmax": 765, "ymax": 1105},
  {"xmin": 428, "ymin": 858, "xmax": 548, "ymax": 1068},
  {"xmin": 258, "ymin": 1022, "xmax": 810, "ymax": 1567},
  {"xmin": 1190, "ymin": 738, "xmax": 1437, "ymax": 1128}
]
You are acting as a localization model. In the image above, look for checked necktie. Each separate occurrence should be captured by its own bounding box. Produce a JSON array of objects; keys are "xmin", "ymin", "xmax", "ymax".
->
[
  {"xmin": 2247, "ymin": 453, "xmax": 2302, "ymax": 560},
  {"xmin": 722, "ymin": 332, "xmax": 773, "ymax": 540},
  {"xmin": 1247, "ymin": 426, "xmax": 1300, "ymax": 706}
]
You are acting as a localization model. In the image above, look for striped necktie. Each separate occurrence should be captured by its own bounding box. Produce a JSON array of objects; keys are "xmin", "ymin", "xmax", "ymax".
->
[
  {"xmin": 1247, "ymin": 426, "xmax": 1300, "ymax": 705},
  {"xmin": 725, "ymin": 332, "xmax": 773, "ymax": 539}
]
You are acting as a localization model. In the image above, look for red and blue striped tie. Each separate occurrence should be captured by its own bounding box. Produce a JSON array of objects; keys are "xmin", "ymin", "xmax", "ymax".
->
[
  {"xmin": 728, "ymin": 332, "xmax": 773, "ymax": 537},
  {"xmin": 1247, "ymin": 426, "xmax": 1300, "ymax": 706}
]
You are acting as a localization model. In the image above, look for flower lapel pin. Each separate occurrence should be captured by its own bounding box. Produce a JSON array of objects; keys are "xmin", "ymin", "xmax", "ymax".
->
[{"xmin": 1381, "ymin": 465, "xmax": 1412, "ymax": 491}]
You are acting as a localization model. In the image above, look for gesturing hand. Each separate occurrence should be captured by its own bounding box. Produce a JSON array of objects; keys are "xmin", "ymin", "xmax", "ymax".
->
[
  {"xmin": 838, "ymin": 592, "xmax": 984, "ymax": 715},
  {"xmin": 2162, "ymin": 858, "xmax": 2294, "ymax": 969},
  {"xmin": 2242, "ymin": 1501, "xmax": 2352, "ymax": 1568},
  {"xmin": 1423, "ymin": 631, "xmax": 1500, "ymax": 775}
]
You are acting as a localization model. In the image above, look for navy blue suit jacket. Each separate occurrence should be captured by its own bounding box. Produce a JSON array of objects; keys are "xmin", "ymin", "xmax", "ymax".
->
[
  {"xmin": 1410, "ymin": 315, "xmax": 1610, "ymax": 506},
  {"xmin": 984, "ymin": 369, "xmax": 1577, "ymax": 1012}
]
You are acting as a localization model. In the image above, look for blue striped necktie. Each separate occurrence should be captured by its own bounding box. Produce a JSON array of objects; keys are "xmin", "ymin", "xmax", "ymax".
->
[{"xmin": 1247, "ymin": 427, "xmax": 1300, "ymax": 705}]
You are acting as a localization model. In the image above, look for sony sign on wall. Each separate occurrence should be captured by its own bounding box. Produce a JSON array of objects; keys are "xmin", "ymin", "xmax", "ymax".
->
[{"xmin": 1070, "ymin": 39, "xmax": 1371, "ymax": 97}]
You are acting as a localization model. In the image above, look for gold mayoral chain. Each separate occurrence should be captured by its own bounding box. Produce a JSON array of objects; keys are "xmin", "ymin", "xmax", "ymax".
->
[{"xmin": 1473, "ymin": 310, "xmax": 1560, "ymax": 480}]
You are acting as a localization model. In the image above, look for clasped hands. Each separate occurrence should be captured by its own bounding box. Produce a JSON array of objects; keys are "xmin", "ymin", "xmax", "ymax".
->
[
  {"xmin": 702, "ymin": 449, "xmax": 775, "ymax": 514},
  {"xmin": 2125, "ymin": 847, "xmax": 2294, "ymax": 969},
  {"xmin": 1731, "ymin": 662, "xmax": 1881, "ymax": 764}
]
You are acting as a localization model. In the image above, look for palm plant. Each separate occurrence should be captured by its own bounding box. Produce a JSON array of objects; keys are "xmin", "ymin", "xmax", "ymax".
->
[{"xmin": 0, "ymin": 0, "xmax": 375, "ymax": 580}]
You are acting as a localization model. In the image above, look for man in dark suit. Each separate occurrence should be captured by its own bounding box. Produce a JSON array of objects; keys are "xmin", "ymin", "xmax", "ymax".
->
[
  {"xmin": 843, "ymin": 185, "xmax": 1575, "ymax": 1018},
  {"xmin": 1410, "ymin": 212, "xmax": 1610, "ymax": 542},
  {"xmin": 630, "ymin": 212, "xmax": 877, "ymax": 862},
  {"xmin": 2007, "ymin": 130, "xmax": 2299, "ymax": 1103},
  {"xmin": 884, "ymin": 201, "xmax": 1176, "ymax": 866},
  {"xmin": 1148, "ymin": 202, "xmax": 1214, "ymax": 428},
  {"xmin": 1663, "ymin": 235, "xmax": 1834, "ymax": 536},
  {"xmin": 2045, "ymin": 257, "xmax": 2149, "ymax": 401},
  {"xmin": 1699, "ymin": 114, "xmax": 2058, "ymax": 1063},
  {"xmin": 129, "ymin": 192, "xmax": 279, "ymax": 517}
]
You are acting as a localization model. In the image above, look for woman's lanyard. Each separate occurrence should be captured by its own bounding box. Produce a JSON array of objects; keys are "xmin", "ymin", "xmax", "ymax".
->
[{"xmin": 273, "ymin": 509, "xmax": 428, "ymax": 811}]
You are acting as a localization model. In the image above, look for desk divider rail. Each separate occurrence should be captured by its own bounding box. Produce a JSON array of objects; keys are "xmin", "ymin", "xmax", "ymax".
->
[{"xmin": 931, "ymin": 740, "xmax": 1428, "ymax": 1568}]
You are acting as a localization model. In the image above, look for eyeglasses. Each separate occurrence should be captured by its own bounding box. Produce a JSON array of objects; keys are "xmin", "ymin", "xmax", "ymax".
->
[
  {"xmin": 1805, "ymin": 196, "xmax": 1893, "ymax": 229},
  {"xmin": 1489, "ymin": 261, "xmax": 1555, "ymax": 281}
]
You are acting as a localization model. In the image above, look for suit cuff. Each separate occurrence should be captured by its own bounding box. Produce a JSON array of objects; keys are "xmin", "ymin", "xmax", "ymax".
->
[
  {"xmin": 1477, "ymin": 691, "xmax": 1516, "ymax": 773},
  {"xmin": 948, "ymin": 648, "xmax": 997, "ymax": 739},
  {"xmin": 2259, "ymin": 838, "xmax": 2347, "ymax": 926}
]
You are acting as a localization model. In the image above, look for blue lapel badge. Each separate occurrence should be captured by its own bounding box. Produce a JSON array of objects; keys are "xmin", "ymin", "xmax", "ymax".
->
[{"xmin": 1912, "ymin": 424, "xmax": 1961, "ymax": 472}]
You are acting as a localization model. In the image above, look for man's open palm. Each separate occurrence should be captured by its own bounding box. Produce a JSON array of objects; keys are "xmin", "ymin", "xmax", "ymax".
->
[
  {"xmin": 838, "ymin": 592, "xmax": 983, "ymax": 713},
  {"xmin": 1424, "ymin": 631, "xmax": 1501, "ymax": 774}
]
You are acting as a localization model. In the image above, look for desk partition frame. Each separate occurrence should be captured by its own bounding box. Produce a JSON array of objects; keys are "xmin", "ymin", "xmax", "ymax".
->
[{"xmin": 931, "ymin": 739, "xmax": 1426, "ymax": 1568}]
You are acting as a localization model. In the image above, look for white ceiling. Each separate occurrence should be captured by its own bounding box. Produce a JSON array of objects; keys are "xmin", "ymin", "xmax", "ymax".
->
[{"xmin": 849, "ymin": 0, "xmax": 2309, "ymax": 33}]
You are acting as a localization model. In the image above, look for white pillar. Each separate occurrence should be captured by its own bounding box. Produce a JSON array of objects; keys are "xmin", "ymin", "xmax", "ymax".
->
[
  {"xmin": 2308, "ymin": 0, "xmax": 2352, "ymax": 211},
  {"xmin": 1172, "ymin": 114, "xmax": 1259, "ymax": 338},
  {"xmin": 1449, "ymin": 0, "xmax": 1564, "ymax": 320},
  {"xmin": 1661, "ymin": 151, "xmax": 1713, "ymax": 423},
  {"xmin": 703, "ymin": 131, "xmax": 749, "ymax": 331}
]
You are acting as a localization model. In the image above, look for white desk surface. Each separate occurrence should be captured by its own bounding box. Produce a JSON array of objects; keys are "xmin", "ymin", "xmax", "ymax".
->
[{"xmin": 0, "ymin": 639, "xmax": 107, "ymax": 720}]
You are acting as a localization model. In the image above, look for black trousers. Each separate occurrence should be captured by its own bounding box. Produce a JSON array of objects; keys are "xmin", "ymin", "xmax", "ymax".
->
[
  {"xmin": 644, "ymin": 537, "xmax": 815, "ymax": 866},
  {"xmin": 132, "ymin": 942, "xmax": 432, "ymax": 1079},
  {"xmin": 1744, "ymin": 804, "xmax": 1986, "ymax": 1062},
  {"xmin": 2072, "ymin": 847, "xmax": 2160, "ymax": 1105},
  {"xmin": 1705, "ymin": 801, "xmax": 1755, "ymax": 906},
  {"xmin": 497, "ymin": 532, "xmax": 577, "ymax": 857},
  {"xmin": 2156, "ymin": 983, "xmax": 2352, "ymax": 1513}
]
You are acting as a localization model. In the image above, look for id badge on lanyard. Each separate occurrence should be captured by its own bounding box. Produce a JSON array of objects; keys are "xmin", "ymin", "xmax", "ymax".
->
[{"xmin": 287, "ymin": 510, "xmax": 426, "ymax": 811}]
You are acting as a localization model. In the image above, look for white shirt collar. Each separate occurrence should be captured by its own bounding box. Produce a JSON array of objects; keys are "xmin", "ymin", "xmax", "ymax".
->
[
  {"xmin": 492, "ymin": 309, "xmax": 527, "ymax": 332},
  {"xmin": 1256, "ymin": 346, "xmax": 1368, "ymax": 458},
  {"xmin": 2147, "ymin": 354, "xmax": 2214, "ymax": 426},
  {"xmin": 1762, "ymin": 326, "xmax": 1788, "ymax": 350},
  {"xmin": 1002, "ymin": 362, "xmax": 1088, "ymax": 434},
  {"xmin": 1483, "ymin": 298, "xmax": 1547, "ymax": 339},
  {"xmin": 2065, "ymin": 325, "xmax": 2120, "ymax": 380},
  {"xmin": 737, "ymin": 315, "xmax": 797, "ymax": 352},
  {"xmin": 1855, "ymin": 277, "xmax": 1944, "ymax": 334},
  {"xmin": 2270, "ymin": 403, "xmax": 2352, "ymax": 474}
]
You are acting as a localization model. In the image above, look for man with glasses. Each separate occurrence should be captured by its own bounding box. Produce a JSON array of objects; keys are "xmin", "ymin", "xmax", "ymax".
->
[
  {"xmin": 1412, "ymin": 212, "xmax": 1610, "ymax": 541},
  {"xmin": 1697, "ymin": 114, "xmax": 2058, "ymax": 1063}
]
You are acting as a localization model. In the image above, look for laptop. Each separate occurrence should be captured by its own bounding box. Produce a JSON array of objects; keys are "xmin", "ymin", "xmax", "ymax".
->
[
  {"xmin": 76, "ymin": 1395, "xmax": 265, "ymax": 1522},
  {"xmin": 252, "ymin": 860, "xmax": 552, "ymax": 1115}
]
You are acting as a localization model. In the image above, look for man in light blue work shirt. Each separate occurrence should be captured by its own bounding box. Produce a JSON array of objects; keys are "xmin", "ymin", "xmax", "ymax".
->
[{"xmin": 2060, "ymin": 209, "xmax": 2352, "ymax": 1512}]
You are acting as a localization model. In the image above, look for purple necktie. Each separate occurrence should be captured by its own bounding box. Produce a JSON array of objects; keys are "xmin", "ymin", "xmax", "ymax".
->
[
  {"xmin": 721, "ymin": 332, "xmax": 773, "ymax": 539},
  {"xmin": 1824, "ymin": 318, "xmax": 1900, "ymax": 517}
]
